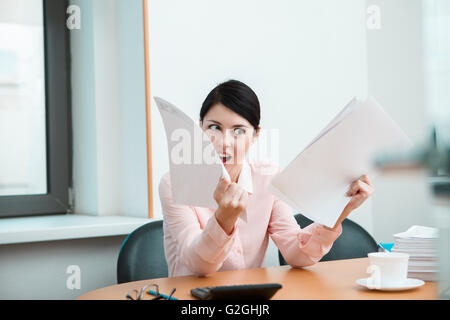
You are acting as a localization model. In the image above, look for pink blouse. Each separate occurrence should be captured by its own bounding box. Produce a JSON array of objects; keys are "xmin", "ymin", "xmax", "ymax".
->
[{"xmin": 159, "ymin": 160, "xmax": 343, "ymax": 277}]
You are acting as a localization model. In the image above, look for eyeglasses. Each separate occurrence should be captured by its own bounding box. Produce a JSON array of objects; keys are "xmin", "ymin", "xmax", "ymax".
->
[{"xmin": 126, "ymin": 284, "xmax": 177, "ymax": 300}]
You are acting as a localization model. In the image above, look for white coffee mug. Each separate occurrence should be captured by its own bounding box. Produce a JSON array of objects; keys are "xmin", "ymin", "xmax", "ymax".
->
[{"xmin": 367, "ymin": 252, "xmax": 409, "ymax": 287}]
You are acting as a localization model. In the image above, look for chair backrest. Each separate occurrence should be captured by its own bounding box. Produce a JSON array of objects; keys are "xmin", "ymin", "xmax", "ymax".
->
[
  {"xmin": 278, "ymin": 213, "xmax": 378, "ymax": 266},
  {"xmin": 117, "ymin": 220, "xmax": 168, "ymax": 283}
]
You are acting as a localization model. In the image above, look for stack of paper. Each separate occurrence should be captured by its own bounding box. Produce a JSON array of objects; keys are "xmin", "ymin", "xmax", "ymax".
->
[
  {"xmin": 268, "ymin": 97, "xmax": 413, "ymax": 228},
  {"xmin": 392, "ymin": 225, "xmax": 439, "ymax": 281}
]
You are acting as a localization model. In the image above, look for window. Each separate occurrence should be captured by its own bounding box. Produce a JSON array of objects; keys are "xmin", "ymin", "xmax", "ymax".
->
[
  {"xmin": 424, "ymin": 0, "xmax": 450, "ymax": 178},
  {"xmin": 0, "ymin": 0, "xmax": 72, "ymax": 218}
]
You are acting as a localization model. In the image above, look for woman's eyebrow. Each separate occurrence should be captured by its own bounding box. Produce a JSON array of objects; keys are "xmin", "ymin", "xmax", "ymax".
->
[
  {"xmin": 205, "ymin": 119, "xmax": 249, "ymax": 128},
  {"xmin": 205, "ymin": 119, "xmax": 222, "ymax": 125},
  {"xmin": 232, "ymin": 124, "xmax": 249, "ymax": 129}
]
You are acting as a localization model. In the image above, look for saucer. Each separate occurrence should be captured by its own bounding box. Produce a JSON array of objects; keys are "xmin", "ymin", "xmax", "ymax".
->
[{"xmin": 356, "ymin": 277, "xmax": 425, "ymax": 291}]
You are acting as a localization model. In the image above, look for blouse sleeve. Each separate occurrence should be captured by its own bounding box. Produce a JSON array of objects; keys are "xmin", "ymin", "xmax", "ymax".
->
[
  {"xmin": 159, "ymin": 174, "xmax": 237, "ymax": 276},
  {"xmin": 268, "ymin": 196, "xmax": 343, "ymax": 267}
]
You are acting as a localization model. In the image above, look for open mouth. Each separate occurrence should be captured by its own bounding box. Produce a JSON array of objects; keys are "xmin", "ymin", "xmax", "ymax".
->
[{"xmin": 220, "ymin": 155, "xmax": 232, "ymax": 164}]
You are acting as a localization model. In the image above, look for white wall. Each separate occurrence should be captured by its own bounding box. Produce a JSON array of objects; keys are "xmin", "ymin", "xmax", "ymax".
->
[
  {"xmin": 0, "ymin": 236, "xmax": 126, "ymax": 300},
  {"xmin": 147, "ymin": 0, "xmax": 370, "ymax": 266}
]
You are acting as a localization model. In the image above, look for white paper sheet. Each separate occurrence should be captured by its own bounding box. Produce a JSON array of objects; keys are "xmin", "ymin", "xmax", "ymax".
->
[
  {"xmin": 154, "ymin": 96, "xmax": 247, "ymax": 222},
  {"xmin": 393, "ymin": 225, "xmax": 439, "ymax": 239},
  {"xmin": 268, "ymin": 96, "xmax": 414, "ymax": 228}
]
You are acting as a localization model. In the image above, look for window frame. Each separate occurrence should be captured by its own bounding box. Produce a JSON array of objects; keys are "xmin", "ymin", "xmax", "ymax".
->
[{"xmin": 0, "ymin": 0, "xmax": 72, "ymax": 218}]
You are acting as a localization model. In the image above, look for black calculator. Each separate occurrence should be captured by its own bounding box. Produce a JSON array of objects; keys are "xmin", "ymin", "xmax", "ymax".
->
[{"xmin": 190, "ymin": 283, "xmax": 282, "ymax": 300}]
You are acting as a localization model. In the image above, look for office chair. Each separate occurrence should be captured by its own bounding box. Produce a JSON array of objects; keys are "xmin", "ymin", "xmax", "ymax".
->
[
  {"xmin": 117, "ymin": 220, "xmax": 168, "ymax": 284},
  {"xmin": 278, "ymin": 213, "xmax": 378, "ymax": 266}
]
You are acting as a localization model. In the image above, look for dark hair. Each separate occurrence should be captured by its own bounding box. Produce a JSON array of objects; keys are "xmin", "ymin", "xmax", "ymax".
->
[{"xmin": 200, "ymin": 80, "xmax": 260, "ymax": 131}]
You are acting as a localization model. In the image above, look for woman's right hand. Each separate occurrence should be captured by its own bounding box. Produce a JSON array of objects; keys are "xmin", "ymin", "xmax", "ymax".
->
[{"xmin": 213, "ymin": 176, "xmax": 249, "ymax": 235}]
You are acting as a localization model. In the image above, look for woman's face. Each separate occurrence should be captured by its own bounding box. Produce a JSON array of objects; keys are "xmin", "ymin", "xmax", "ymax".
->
[{"xmin": 200, "ymin": 103, "xmax": 259, "ymax": 169}]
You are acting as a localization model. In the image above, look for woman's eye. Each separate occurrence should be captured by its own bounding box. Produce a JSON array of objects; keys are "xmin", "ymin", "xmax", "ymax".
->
[
  {"xmin": 233, "ymin": 128, "xmax": 245, "ymax": 135},
  {"xmin": 208, "ymin": 124, "xmax": 220, "ymax": 131}
]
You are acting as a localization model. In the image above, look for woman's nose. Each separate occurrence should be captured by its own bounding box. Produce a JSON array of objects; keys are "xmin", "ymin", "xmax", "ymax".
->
[
  {"xmin": 213, "ymin": 129, "xmax": 233, "ymax": 152},
  {"xmin": 222, "ymin": 129, "xmax": 234, "ymax": 148}
]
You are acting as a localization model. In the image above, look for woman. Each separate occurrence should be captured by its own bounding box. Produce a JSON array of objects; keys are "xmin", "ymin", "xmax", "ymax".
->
[{"xmin": 159, "ymin": 79, "xmax": 375, "ymax": 277}]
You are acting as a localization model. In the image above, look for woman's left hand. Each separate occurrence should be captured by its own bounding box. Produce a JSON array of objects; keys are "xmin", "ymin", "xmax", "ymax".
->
[{"xmin": 324, "ymin": 174, "xmax": 375, "ymax": 231}]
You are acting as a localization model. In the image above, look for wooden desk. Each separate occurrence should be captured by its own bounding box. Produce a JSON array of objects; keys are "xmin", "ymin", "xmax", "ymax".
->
[{"xmin": 77, "ymin": 258, "xmax": 438, "ymax": 300}]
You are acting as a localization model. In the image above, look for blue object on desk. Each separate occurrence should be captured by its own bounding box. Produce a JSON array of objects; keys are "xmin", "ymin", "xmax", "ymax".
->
[
  {"xmin": 378, "ymin": 243, "xmax": 394, "ymax": 252},
  {"xmin": 148, "ymin": 289, "xmax": 178, "ymax": 300}
]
